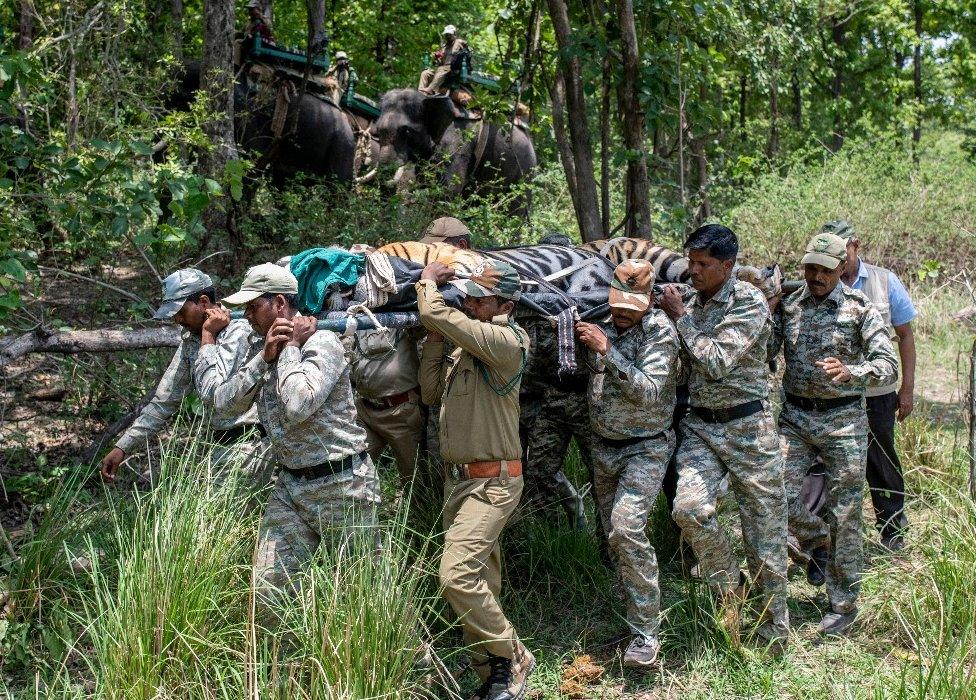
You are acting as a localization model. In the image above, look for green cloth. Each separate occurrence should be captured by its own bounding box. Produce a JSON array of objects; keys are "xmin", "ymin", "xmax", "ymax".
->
[{"xmin": 289, "ymin": 247, "xmax": 365, "ymax": 314}]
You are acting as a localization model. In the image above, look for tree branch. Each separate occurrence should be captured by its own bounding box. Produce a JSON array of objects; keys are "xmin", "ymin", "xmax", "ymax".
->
[{"xmin": 0, "ymin": 326, "xmax": 180, "ymax": 370}]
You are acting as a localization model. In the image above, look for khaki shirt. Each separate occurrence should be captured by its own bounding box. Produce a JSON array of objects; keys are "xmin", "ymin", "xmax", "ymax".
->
[
  {"xmin": 588, "ymin": 310, "xmax": 679, "ymax": 439},
  {"xmin": 345, "ymin": 328, "xmax": 421, "ymax": 400},
  {"xmin": 116, "ymin": 319, "xmax": 259, "ymax": 454},
  {"xmin": 199, "ymin": 323, "xmax": 367, "ymax": 469},
  {"xmin": 440, "ymin": 37, "xmax": 467, "ymax": 66},
  {"xmin": 416, "ymin": 279, "xmax": 527, "ymax": 464},
  {"xmin": 772, "ymin": 282, "xmax": 897, "ymax": 399},
  {"xmin": 676, "ymin": 275, "xmax": 771, "ymax": 409}
]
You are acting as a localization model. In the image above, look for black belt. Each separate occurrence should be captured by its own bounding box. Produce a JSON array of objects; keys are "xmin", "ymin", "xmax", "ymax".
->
[
  {"xmin": 212, "ymin": 423, "xmax": 265, "ymax": 446},
  {"xmin": 597, "ymin": 431, "xmax": 666, "ymax": 447},
  {"xmin": 786, "ymin": 393, "xmax": 861, "ymax": 412},
  {"xmin": 289, "ymin": 451, "xmax": 367, "ymax": 480},
  {"xmin": 691, "ymin": 400, "xmax": 763, "ymax": 424}
]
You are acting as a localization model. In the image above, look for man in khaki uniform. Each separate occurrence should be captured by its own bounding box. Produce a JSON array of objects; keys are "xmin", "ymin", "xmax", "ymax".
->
[
  {"xmin": 346, "ymin": 325, "xmax": 424, "ymax": 485},
  {"xmin": 417, "ymin": 259, "xmax": 534, "ymax": 700},
  {"xmin": 419, "ymin": 25, "xmax": 467, "ymax": 94}
]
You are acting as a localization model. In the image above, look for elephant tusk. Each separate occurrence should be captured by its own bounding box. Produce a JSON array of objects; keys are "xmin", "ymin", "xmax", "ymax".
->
[{"xmin": 355, "ymin": 168, "xmax": 378, "ymax": 184}]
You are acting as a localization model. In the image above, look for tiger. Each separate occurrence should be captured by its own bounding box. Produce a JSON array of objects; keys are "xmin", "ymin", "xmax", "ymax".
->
[
  {"xmin": 581, "ymin": 236, "xmax": 783, "ymax": 299},
  {"xmin": 372, "ymin": 241, "xmax": 486, "ymax": 275},
  {"xmin": 579, "ymin": 237, "xmax": 690, "ymax": 283}
]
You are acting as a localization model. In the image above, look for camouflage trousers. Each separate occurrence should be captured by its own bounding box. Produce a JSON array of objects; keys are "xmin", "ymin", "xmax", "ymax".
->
[
  {"xmin": 210, "ymin": 434, "xmax": 275, "ymax": 491},
  {"xmin": 521, "ymin": 386, "xmax": 592, "ymax": 523},
  {"xmin": 591, "ymin": 431, "xmax": 674, "ymax": 641},
  {"xmin": 781, "ymin": 402, "xmax": 867, "ymax": 614},
  {"xmin": 672, "ymin": 407, "xmax": 789, "ymax": 639},
  {"xmin": 252, "ymin": 455, "xmax": 380, "ymax": 624}
]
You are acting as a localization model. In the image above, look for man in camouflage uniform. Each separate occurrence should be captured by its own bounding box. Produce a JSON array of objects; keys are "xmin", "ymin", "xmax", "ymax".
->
[
  {"xmin": 417, "ymin": 259, "xmax": 534, "ymax": 700},
  {"xmin": 772, "ymin": 232, "xmax": 897, "ymax": 635},
  {"xmin": 201, "ymin": 264, "xmax": 380, "ymax": 621},
  {"xmin": 100, "ymin": 268, "xmax": 269, "ymax": 485},
  {"xmin": 576, "ymin": 259, "xmax": 679, "ymax": 669},
  {"xmin": 345, "ymin": 325, "xmax": 424, "ymax": 486},
  {"xmin": 660, "ymin": 224, "xmax": 789, "ymax": 647}
]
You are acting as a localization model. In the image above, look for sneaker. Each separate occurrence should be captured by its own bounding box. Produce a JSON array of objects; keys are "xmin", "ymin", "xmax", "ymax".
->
[
  {"xmin": 817, "ymin": 610, "xmax": 857, "ymax": 637},
  {"xmin": 477, "ymin": 644, "xmax": 536, "ymax": 700},
  {"xmin": 622, "ymin": 635, "xmax": 660, "ymax": 670},
  {"xmin": 806, "ymin": 546, "xmax": 829, "ymax": 587}
]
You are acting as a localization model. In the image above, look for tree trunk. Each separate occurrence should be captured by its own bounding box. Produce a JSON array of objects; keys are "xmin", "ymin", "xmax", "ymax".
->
[
  {"xmin": 738, "ymin": 73, "xmax": 747, "ymax": 130},
  {"xmin": 791, "ymin": 69, "xmax": 802, "ymax": 129},
  {"xmin": 0, "ymin": 327, "xmax": 181, "ymax": 370},
  {"xmin": 17, "ymin": 0, "xmax": 35, "ymax": 50},
  {"xmin": 200, "ymin": 0, "xmax": 240, "ymax": 249},
  {"xmin": 171, "ymin": 0, "xmax": 184, "ymax": 61},
  {"xmin": 546, "ymin": 0, "xmax": 602, "ymax": 242},
  {"xmin": 912, "ymin": 0, "xmax": 923, "ymax": 164},
  {"xmin": 547, "ymin": 69, "xmax": 583, "ymax": 232},
  {"xmin": 829, "ymin": 16, "xmax": 848, "ymax": 153},
  {"xmin": 599, "ymin": 55, "xmax": 611, "ymax": 238},
  {"xmin": 767, "ymin": 40, "xmax": 780, "ymax": 159},
  {"xmin": 308, "ymin": 0, "xmax": 325, "ymax": 46},
  {"xmin": 615, "ymin": 0, "xmax": 652, "ymax": 239}
]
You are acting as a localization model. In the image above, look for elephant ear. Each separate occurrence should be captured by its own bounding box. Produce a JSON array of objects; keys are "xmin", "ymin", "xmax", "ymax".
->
[{"xmin": 422, "ymin": 95, "xmax": 455, "ymax": 144}]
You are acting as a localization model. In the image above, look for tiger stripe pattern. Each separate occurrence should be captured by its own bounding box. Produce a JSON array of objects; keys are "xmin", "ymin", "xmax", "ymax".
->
[
  {"xmin": 579, "ymin": 237, "xmax": 690, "ymax": 283},
  {"xmin": 373, "ymin": 241, "xmax": 486, "ymax": 274},
  {"xmin": 481, "ymin": 244, "xmax": 614, "ymax": 295}
]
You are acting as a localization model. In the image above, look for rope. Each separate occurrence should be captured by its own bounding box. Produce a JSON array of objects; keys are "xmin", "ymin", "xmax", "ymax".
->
[{"xmin": 474, "ymin": 320, "xmax": 527, "ymax": 397}]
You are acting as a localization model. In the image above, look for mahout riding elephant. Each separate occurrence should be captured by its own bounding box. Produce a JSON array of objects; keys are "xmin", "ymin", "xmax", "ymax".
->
[{"xmin": 371, "ymin": 89, "xmax": 536, "ymax": 211}]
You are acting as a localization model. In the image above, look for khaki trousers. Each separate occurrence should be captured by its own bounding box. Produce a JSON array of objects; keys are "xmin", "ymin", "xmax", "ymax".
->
[
  {"xmin": 419, "ymin": 65, "xmax": 452, "ymax": 92},
  {"xmin": 440, "ymin": 471, "xmax": 523, "ymax": 661},
  {"xmin": 355, "ymin": 395, "xmax": 424, "ymax": 484}
]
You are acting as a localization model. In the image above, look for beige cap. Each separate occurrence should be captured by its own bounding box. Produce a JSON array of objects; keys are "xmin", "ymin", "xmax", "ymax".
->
[
  {"xmin": 224, "ymin": 263, "xmax": 298, "ymax": 306},
  {"xmin": 801, "ymin": 233, "xmax": 847, "ymax": 270},
  {"xmin": 420, "ymin": 216, "xmax": 470, "ymax": 244},
  {"xmin": 608, "ymin": 259, "xmax": 654, "ymax": 311}
]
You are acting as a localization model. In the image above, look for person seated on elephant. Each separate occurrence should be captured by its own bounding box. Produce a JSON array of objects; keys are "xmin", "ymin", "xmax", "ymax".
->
[
  {"xmin": 245, "ymin": 0, "xmax": 276, "ymax": 45},
  {"xmin": 419, "ymin": 216, "xmax": 472, "ymax": 249},
  {"xmin": 326, "ymin": 51, "xmax": 357, "ymax": 103},
  {"xmin": 418, "ymin": 25, "xmax": 468, "ymax": 94}
]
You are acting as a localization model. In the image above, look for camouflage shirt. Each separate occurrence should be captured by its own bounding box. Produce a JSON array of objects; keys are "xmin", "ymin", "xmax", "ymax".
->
[
  {"xmin": 675, "ymin": 275, "xmax": 771, "ymax": 409},
  {"xmin": 199, "ymin": 323, "xmax": 367, "ymax": 469},
  {"xmin": 771, "ymin": 282, "xmax": 898, "ymax": 398},
  {"xmin": 115, "ymin": 319, "xmax": 259, "ymax": 454},
  {"xmin": 587, "ymin": 309, "xmax": 679, "ymax": 439}
]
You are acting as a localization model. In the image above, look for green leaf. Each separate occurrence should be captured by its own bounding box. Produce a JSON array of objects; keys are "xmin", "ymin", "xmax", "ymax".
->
[
  {"xmin": 0, "ymin": 258, "xmax": 27, "ymax": 283},
  {"xmin": 111, "ymin": 216, "xmax": 129, "ymax": 236}
]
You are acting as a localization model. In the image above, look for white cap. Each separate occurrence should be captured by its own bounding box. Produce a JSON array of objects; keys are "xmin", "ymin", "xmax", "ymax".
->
[
  {"xmin": 443, "ymin": 24, "xmax": 457, "ymax": 35},
  {"xmin": 335, "ymin": 50, "xmax": 347, "ymax": 59}
]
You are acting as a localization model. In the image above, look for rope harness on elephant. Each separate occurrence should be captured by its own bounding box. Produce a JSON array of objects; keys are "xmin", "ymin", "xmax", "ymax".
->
[{"xmin": 271, "ymin": 79, "xmax": 298, "ymax": 140}]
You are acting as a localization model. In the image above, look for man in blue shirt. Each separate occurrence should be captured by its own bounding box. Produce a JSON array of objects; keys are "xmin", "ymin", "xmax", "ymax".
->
[{"xmin": 822, "ymin": 221, "xmax": 917, "ymax": 551}]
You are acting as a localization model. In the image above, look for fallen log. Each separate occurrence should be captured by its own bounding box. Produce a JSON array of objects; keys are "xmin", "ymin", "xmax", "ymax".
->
[
  {"xmin": 0, "ymin": 326, "xmax": 181, "ymax": 370},
  {"xmin": 0, "ymin": 313, "xmax": 423, "ymax": 370}
]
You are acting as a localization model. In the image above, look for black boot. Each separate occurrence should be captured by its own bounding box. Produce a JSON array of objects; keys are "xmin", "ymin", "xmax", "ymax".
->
[{"xmin": 806, "ymin": 546, "xmax": 829, "ymax": 587}]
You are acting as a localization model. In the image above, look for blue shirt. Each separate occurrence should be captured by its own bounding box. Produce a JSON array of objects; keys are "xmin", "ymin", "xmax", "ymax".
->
[{"xmin": 846, "ymin": 258, "xmax": 917, "ymax": 327}]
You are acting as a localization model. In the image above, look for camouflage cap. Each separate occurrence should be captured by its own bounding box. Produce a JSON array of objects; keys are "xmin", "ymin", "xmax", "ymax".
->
[
  {"xmin": 456, "ymin": 260, "xmax": 521, "ymax": 301},
  {"xmin": 223, "ymin": 263, "xmax": 298, "ymax": 306},
  {"xmin": 153, "ymin": 268, "xmax": 214, "ymax": 320},
  {"xmin": 801, "ymin": 232, "xmax": 847, "ymax": 270},
  {"xmin": 420, "ymin": 217, "xmax": 470, "ymax": 244},
  {"xmin": 608, "ymin": 259, "xmax": 654, "ymax": 311},
  {"xmin": 819, "ymin": 219, "xmax": 855, "ymax": 242}
]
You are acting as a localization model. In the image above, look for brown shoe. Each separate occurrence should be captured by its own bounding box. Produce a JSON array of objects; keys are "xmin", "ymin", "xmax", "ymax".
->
[{"xmin": 622, "ymin": 635, "xmax": 660, "ymax": 670}]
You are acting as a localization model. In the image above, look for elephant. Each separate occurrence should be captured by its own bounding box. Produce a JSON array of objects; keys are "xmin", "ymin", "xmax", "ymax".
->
[
  {"xmin": 170, "ymin": 60, "xmax": 356, "ymax": 185},
  {"xmin": 370, "ymin": 88, "xmax": 536, "ymax": 211}
]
